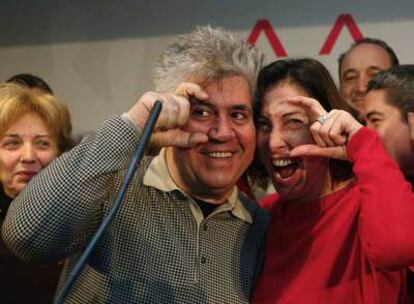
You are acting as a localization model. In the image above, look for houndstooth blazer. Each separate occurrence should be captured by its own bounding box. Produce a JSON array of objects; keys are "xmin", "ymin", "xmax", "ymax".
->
[{"xmin": 2, "ymin": 115, "xmax": 269, "ymax": 303}]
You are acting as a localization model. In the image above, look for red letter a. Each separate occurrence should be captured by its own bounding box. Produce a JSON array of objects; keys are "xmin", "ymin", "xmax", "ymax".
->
[
  {"xmin": 319, "ymin": 14, "xmax": 363, "ymax": 55},
  {"xmin": 247, "ymin": 19, "xmax": 287, "ymax": 57}
]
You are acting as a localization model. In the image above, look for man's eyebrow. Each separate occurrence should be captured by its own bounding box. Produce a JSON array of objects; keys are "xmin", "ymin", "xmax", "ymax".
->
[
  {"xmin": 233, "ymin": 104, "xmax": 252, "ymax": 111},
  {"xmin": 366, "ymin": 111, "xmax": 384, "ymax": 119},
  {"xmin": 367, "ymin": 66, "xmax": 383, "ymax": 72},
  {"xmin": 190, "ymin": 97, "xmax": 212, "ymax": 106},
  {"xmin": 190, "ymin": 98, "xmax": 252, "ymax": 111},
  {"xmin": 343, "ymin": 66, "xmax": 384, "ymax": 78},
  {"xmin": 342, "ymin": 69, "xmax": 357, "ymax": 77}
]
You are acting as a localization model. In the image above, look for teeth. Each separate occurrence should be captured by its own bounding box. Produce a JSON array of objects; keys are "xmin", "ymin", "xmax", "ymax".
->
[
  {"xmin": 272, "ymin": 158, "xmax": 294, "ymax": 167},
  {"xmin": 208, "ymin": 152, "xmax": 232, "ymax": 158}
]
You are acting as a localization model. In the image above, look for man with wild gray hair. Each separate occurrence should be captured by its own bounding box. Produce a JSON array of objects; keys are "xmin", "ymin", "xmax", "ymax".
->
[{"xmin": 3, "ymin": 26, "xmax": 268, "ymax": 303}]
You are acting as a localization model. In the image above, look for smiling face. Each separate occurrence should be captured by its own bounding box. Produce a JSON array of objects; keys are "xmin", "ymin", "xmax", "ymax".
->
[
  {"xmin": 362, "ymin": 89, "xmax": 414, "ymax": 176},
  {"xmin": 256, "ymin": 81, "xmax": 330, "ymax": 203},
  {"xmin": 167, "ymin": 75, "xmax": 255, "ymax": 204},
  {"xmin": 340, "ymin": 43, "xmax": 393, "ymax": 113},
  {"xmin": 0, "ymin": 113, "xmax": 58, "ymax": 198}
]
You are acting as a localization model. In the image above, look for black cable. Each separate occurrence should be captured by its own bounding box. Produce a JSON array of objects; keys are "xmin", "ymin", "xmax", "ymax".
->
[{"xmin": 54, "ymin": 100, "xmax": 162, "ymax": 303}]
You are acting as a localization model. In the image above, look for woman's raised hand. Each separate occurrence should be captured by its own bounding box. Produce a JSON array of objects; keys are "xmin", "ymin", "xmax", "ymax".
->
[{"xmin": 287, "ymin": 96, "xmax": 363, "ymax": 160}]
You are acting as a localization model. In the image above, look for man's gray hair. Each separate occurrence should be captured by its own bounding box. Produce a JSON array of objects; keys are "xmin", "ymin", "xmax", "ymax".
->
[{"xmin": 153, "ymin": 26, "xmax": 264, "ymax": 94}]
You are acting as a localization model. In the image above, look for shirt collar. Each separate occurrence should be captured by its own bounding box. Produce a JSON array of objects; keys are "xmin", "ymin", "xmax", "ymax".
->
[{"xmin": 143, "ymin": 148, "xmax": 253, "ymax": 224}]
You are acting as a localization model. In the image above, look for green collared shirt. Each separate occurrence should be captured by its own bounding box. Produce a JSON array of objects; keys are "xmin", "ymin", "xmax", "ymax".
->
[{"xmin": 143, "ymin": 148, "xmax": 253, "ymax": 226}]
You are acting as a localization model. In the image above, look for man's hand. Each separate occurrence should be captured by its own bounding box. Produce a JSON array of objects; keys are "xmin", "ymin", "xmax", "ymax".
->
[{"xmin": 128, "ymin": 83, "xmax": 209, "ymax": 149}]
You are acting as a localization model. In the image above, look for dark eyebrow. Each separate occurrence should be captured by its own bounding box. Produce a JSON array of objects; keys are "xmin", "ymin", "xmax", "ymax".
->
[
  {"xmin": 233, "ymin": 104, "xmax": 252, "ymax": 112},
  {"xmin": 190, "ymin": 97, "xmax": 210, "ymax": 106}
]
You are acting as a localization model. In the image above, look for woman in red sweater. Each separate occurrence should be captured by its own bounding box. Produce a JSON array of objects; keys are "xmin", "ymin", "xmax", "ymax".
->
[{"xmin": 252, "ymin": 58, "xmax": 414, "ymax": 303}]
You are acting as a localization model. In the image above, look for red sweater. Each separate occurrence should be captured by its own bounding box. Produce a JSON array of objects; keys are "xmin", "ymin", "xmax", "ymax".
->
[{"xmin": 253, "ymin": 128, "xmax": 414, "ymax": 304}]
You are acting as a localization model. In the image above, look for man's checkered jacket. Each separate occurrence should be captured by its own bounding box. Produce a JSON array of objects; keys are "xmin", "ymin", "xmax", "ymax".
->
[{"xmin": 2, "ymin": 115, "xmax": 270, "ymax": 303}]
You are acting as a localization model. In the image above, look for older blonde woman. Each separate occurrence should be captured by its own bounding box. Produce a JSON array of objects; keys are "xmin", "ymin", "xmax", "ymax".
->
[{"xmin": 0, "ymin": 83, "xmax": 73, "ymax": 303}]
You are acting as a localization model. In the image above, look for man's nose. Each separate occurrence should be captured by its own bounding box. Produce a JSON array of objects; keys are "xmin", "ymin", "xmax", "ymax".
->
[
  {"xmin": 357, "ymin": 76, "xmax": 369, "ymax": 93},
  {"xmin": 208, "ymin": 117, "xmax": 236, "ymax": 142}
]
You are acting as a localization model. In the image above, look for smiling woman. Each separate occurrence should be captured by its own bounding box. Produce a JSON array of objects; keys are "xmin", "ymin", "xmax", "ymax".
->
[
  {"xmin": 251, "ymin": 58, "xmax": 414, "ymax": 303},
  {"xmin": 0, "ymin": 82, "xmax": 73, "ymax": 303},
  {"xmin": 0, "ymin": 83, "xmax": 73, "ymax": 201},
  {"xmin": 0, "ymin": 113, "xmax": 58, "ymax": 198}
]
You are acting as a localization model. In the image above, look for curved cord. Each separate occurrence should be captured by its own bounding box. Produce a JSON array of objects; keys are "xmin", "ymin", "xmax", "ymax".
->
[{"xmin": 54, "ymin": 101, "xmax": 162, "ymax": 303}]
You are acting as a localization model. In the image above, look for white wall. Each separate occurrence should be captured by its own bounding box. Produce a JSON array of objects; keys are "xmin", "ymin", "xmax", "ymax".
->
[{"xmin": 1, "ymin": 0, "xmax": 413, "ymax": 133}]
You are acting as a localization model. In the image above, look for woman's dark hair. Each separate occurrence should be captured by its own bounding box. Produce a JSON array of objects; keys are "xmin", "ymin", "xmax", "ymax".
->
[{"xmin": 250, "ymin": 58, "xmax": 354, "ymax": 189}]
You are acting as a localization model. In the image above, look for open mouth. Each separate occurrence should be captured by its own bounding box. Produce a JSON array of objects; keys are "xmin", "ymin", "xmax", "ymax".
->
[{"xmin": 272, "ymin": 158, "xmax": 300, "ymax": 179}]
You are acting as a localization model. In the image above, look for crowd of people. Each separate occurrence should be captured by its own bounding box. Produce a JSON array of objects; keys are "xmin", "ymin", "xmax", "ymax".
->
[{"xmin": 0, "ymin": 26, "xmax": 413, "ymax": 303}]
